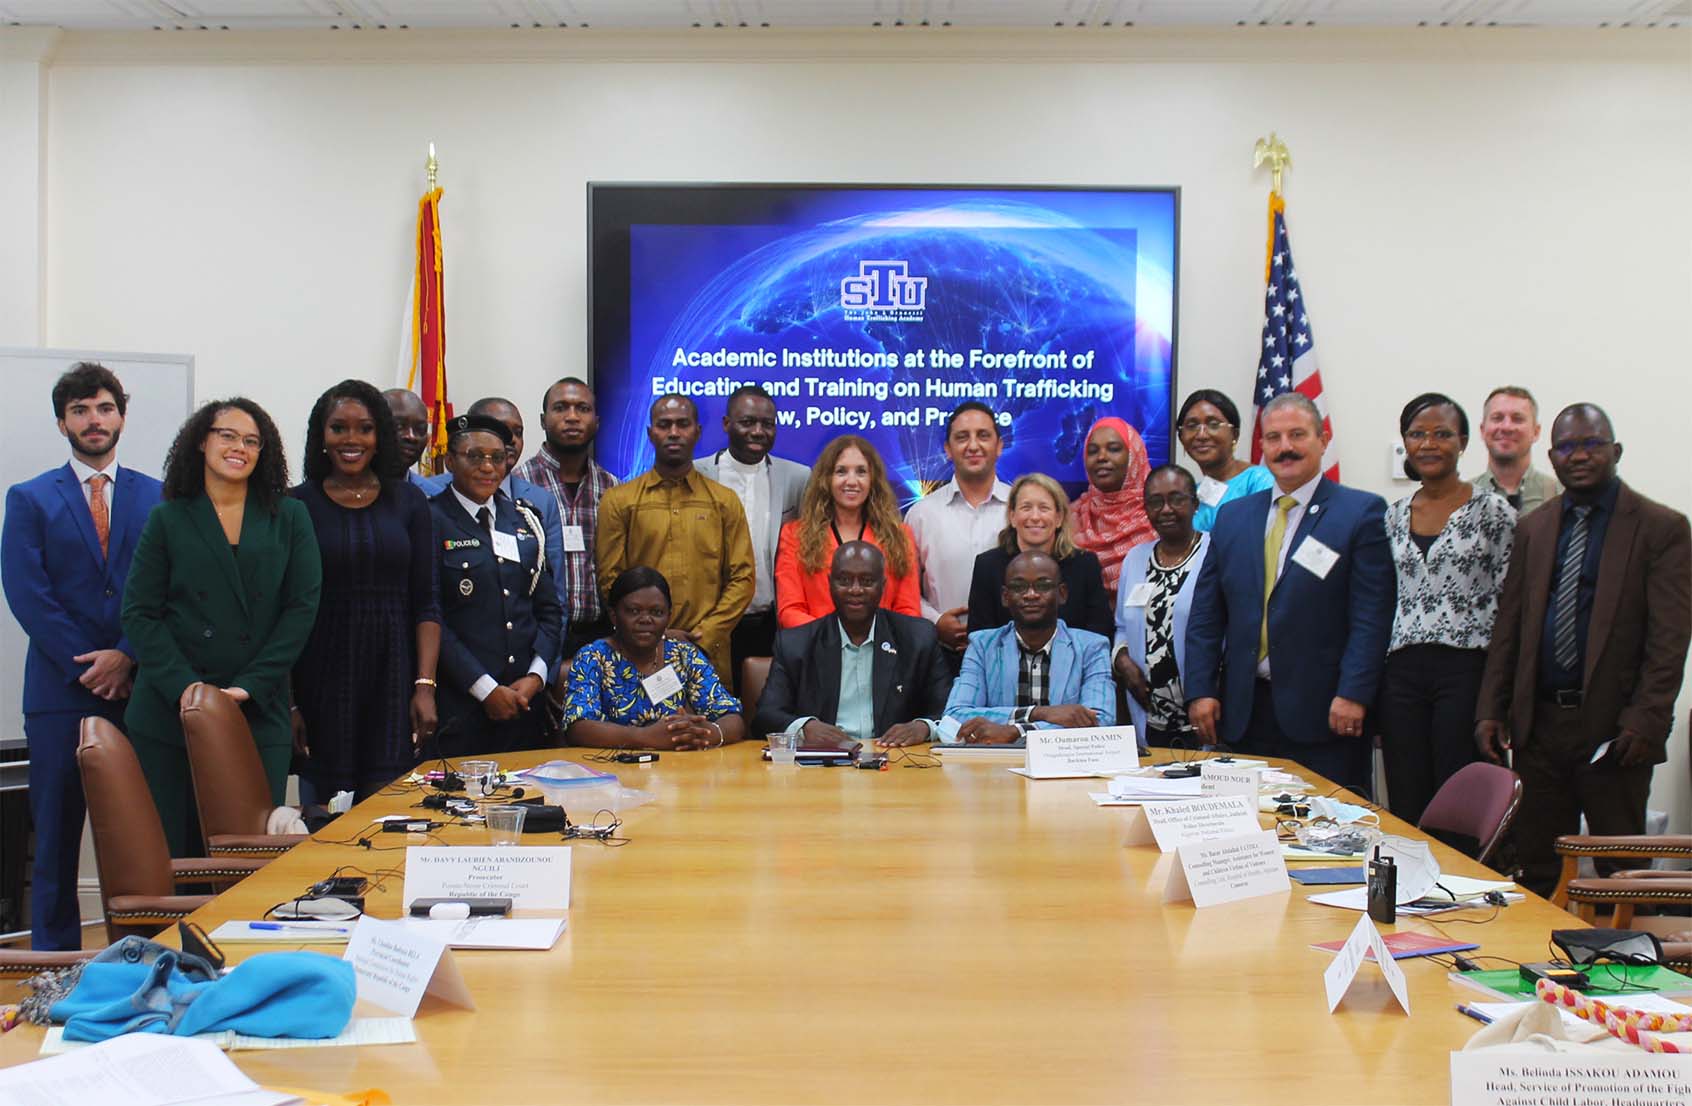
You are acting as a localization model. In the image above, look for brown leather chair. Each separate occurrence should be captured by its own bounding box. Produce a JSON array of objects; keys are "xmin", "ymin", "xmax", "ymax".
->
[
  {"xmin": 1564, "ymin": 870, "xmax": 1692, "ymax": 928},
  {"xmin": 740, "ymin": 657, "xmax": 772, "ymax": 731},
  {"xmin": 78, "ymin": 717, "xmax": 264, "ymax": 943},
  {"xmin": 180, "ymin": 682, "xmax": 305, "ymax": 857},
  {"xmin": 0, "ymin": 950, "xmax": 93, "ymax": 980},
  {"xmin": 1549, "ymin": 834, "xmax": 1692, "ymax": 909}
]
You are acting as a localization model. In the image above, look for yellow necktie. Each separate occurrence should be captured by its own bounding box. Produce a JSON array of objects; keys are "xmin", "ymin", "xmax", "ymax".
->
[{"xmin": 1259, "ymin": 494, "xmax": 1298, "ymax": 661}]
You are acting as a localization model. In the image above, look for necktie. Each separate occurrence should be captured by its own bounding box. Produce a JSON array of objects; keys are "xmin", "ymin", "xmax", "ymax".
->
[
  {"xmin": 88, "ymin": 473, "xmax": 111, "ymax": 559},
  {"xmin": 1552, "ymin": 505, "xmax": 1592, "ymax": 672},
  {"xmin": 477, "ymin": 506, "xmax": 492, "ymax": 533},
  {"xmin": 1259, "ymin": 494, "xmax": 1298, "ymax": 661}
]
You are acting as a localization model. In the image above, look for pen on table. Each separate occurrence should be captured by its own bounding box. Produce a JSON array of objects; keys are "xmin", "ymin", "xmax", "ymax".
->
[
  {"xmin": 1456, "ymin": 1004, "xmax": 1492, "ymax": 1025},
  {"xmin": 247, "ymin": 922, "xmax": 351, "ymax": 933}
]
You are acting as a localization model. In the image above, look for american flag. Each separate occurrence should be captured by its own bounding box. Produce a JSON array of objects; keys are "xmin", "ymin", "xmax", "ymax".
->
[{"xmin": 1250, "ymin": 194, "xmax": 1338, "ymax": 480}]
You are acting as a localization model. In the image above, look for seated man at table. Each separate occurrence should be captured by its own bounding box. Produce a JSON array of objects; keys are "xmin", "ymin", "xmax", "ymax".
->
[
  {"xmin": 941, "ymin": 550, "xmax": 1115, "ymax": 744},
  {"xmin": 754, "ymin": 541, "xmax": 953, "ymax": 750}
]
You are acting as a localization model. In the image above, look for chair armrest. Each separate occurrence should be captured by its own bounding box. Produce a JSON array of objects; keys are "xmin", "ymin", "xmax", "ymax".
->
[
  {"xmin": 1554, "ymin": 834, "xmax": 1692, "ymax": 859},
  {"xmin": 170, "ymin": 856, "xmax": 268, "ymax": 891},
  {"xmin": 1565, "ymin": 876, "xmax": 1692, "ymax": 905},
  {"xmin": 1607, "ymin": 868, "xmax": 1691, "ymax": 881},
  {"xmin": 0, "ymin": 950, "xmax": 95, "ymax": 979},
  {"xmin": 207, "ymin": 833, "xmax": 305, "ymax": 857},
  {"xmin": 105, "ymin": 894, "xmax": 215, "ymax": 927}
]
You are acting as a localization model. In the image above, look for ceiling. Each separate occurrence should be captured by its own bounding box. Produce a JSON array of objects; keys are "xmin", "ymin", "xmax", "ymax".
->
[{"xmin": 0, "ymin": 1, "xmax": 1684, "ymax": 31}]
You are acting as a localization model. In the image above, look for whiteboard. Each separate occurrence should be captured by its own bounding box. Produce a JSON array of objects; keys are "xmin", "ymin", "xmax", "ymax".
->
[{"xmin": 0, "ymin": 348, "xmax": 194, "ymax": 751}]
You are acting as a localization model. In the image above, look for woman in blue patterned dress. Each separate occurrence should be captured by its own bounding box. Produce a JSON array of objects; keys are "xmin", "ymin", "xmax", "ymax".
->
[{"xmin": 563, "ymin": 566, "xmax": 745, "ymax": 750}]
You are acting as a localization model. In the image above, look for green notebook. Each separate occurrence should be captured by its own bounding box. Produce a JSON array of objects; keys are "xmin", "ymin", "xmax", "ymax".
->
[{"xmin": 1452, "ymin": 963, "xmax": 1692, "ymax": 1001}]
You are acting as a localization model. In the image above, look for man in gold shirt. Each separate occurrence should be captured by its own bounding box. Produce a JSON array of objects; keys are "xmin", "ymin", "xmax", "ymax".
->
[{"xmin": 596, "ymin": 394, "xmax": 754, "ymax": 680}]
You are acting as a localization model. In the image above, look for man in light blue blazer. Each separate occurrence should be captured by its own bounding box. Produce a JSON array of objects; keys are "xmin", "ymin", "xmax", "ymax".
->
[
  {"xmin": 1184, "ymin": 393, "xmax": 1394, "ymax": 794},
  {"xmin": 1, "ymin": 363, "xmax": 162, "ymax": 949},
  {"xmin": 942, "ymin": 551, "xmax": 1115, "ymax": 743}
]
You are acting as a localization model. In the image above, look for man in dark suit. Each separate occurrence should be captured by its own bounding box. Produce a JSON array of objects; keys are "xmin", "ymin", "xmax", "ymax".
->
[
  {"xmin": 430, "ymin": 414, "xmax": 564, "ymax": 756},
  {"xmin": 754, "ymin": 542, "xmax": 953, "ymax": 749},
  {"xmin": 1185, "ymin": 392, "xmax": 1395, "ymax": 794},
  {"xmin": 1475, "ymin": 403, "xmax": 1691, "ymax": 896},
  {"xmin": 1, "ymin": 363, "xmax": 162, "ymax": 949}
]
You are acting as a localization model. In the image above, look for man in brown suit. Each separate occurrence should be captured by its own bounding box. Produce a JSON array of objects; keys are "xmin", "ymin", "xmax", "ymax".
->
[{"xmin": 1475, "ymin": 403, "xmax": 1691, "ymax": 896}]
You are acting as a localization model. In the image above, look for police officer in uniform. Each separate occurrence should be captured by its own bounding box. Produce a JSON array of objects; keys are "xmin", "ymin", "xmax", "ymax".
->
[{"xmin": 430, "ymin": 414, "xmax": 563, "ymax": 755}]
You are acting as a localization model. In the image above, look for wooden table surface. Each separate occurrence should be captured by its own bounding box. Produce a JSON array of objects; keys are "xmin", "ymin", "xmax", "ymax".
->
[{"xmin": 2, "ymin": 747, "xmax": 1580, "ymax": 1105}]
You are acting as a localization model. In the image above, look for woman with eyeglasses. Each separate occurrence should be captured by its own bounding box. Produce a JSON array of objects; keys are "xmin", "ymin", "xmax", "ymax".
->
[
  {"xmin": 1174, "ymin": 389, "xmax": 1275, "ymax": 532},
  {"xmin": 563, "ymin": 567, "xmax": 745, "ymax": 751},
  {"xmin": 1378, "ymin": 393, "xmax": 1515, "ymax": 825},
  {"xmin": 290, "ymin": 380, "xmax": 441, "ymax": 800},
  {"xmin": 1112, "ymin": 465, "xmax": 1210, "ymax": 751},
  {"xmin": 966, "ymin": 473, "xmax": 1112, "ymax": 640},
  {"xmin": 1070, "ymin": 416, "xmax": 1158, "ymax": 600},
  {"xmin": 122, "ymin": 398, "xmax": 322, "ymax": 856}
]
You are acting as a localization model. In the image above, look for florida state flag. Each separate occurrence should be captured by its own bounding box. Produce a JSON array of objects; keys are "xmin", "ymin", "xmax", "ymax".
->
[{"xmin": 404, "ymin": 186, "xmax": 451, "ymax": 472}]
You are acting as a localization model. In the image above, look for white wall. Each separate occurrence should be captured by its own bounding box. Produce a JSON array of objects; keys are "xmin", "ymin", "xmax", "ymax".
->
[{"xmin": 10, "ymin": 26, "xmax": 1692, "ymax": 825}]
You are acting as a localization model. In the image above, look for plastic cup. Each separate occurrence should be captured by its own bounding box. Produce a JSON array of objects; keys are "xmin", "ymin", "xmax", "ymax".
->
[
  {"xmin": 485, "ymin": 804, "xmax": 526, "ymax": 845},
  {"xmin": 768, "ymin": 731, "xmax": 797, "ymax": 765},
  {"xmin": 458, "ymin": 760, "xmax": 499, "ymax": 797}
]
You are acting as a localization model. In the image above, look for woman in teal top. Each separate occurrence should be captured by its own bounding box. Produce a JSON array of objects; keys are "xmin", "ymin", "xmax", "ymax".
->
[
  {"xmin": 122, "ymin": 398, "xmax": 322, "ymax": 856},
  {"xmin": 563, "ymin": 567, "xmax": 745, "ymax": 751},
  {"xmin": 1176, "ymin": 389, "xmax": 1275, "ymax": 531}
]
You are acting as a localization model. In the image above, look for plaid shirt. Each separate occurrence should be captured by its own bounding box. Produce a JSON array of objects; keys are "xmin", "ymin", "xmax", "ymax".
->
[
  {"xmin": 1013, "ymin": 630, "xmax": 1052, "ymax": 724},
  {"xmin": 514, "ymin": 449, "xmax": 618, "ymax": 625}
]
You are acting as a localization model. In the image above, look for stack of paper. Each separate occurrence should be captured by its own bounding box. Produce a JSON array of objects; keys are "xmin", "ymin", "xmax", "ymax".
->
[
  {"xmin": 1465, "ymin": 992, "xmax": 1691, "ymax": 1034},
  {"xmin": 1091, "ymin": 775, "xmax": 1206, "ymax": 805},
  {"xmin": 399, "ymin": 915, "xmax": 566, "ymax": 949},
  {"xmin": 0, "ymin": 1033, "xmax": 301, "ymax": 1105}
]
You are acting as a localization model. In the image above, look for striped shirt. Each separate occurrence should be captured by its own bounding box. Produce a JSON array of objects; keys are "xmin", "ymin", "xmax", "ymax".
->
[{"xmin": 514, "ymin": 449, "xmax": 618, "ymax": 625}]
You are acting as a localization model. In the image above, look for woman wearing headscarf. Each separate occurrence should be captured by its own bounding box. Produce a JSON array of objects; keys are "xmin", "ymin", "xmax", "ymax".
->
[{"xmin": 1070, "ymin": 417, "xmax": 1158, "ymax": 600}]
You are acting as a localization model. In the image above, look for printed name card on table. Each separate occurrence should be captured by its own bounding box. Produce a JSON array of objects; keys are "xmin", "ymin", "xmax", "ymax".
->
[
  {"xmin": 342, "ymin": 915, "xmax": 474, "ymax": 1019},
  {"xmin": 1449, "ymin": 1053, "xmax": 1692, "ymax": 1106},
  {"xmin": 1322, "ymin": 913, "xmax": 1410, "ymax": 1015},
  {"xmin": 1021, "ymin": 726, "xmax": 1139, "ymax": 779},
  {"xmin": 1163, "ymin": 829, "xmax": 1290, "ymax": 908},
  {"xmin": 1124, "ymin": 794, "xmax": 1262, "ymax": 852},
  {"xmin": 1199, "ymin": 762, "xmax": 1262, "ymax": 800},
  {"xmin": 403, "ymin": 845, "xmax": 572, "ymax": 910}
]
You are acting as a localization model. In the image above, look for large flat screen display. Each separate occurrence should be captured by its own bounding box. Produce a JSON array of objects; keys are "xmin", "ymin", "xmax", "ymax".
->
[{"xmin": 589, "ymin": 184, "xmax": 1179, "ymax": 499}]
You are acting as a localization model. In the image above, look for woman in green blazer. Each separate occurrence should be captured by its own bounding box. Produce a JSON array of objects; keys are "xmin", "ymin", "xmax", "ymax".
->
[{"xmin": 122, "ymin": 397, "xmax": 322, "ymax": 856}]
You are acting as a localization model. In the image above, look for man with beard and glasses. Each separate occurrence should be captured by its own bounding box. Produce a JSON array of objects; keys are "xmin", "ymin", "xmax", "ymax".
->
[
  {"xmin": 1184, "ymin": 392, "xmax": 1395, "ymax": 795},
  {"xmin": 2, "ymin": 362, "xmax": 162, "ymax": 949}
]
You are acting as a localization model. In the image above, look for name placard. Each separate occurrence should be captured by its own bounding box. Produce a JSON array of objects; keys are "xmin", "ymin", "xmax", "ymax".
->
[
  {"xmin": 1023, "ymin": 726, "xmax": 1139, "ymax": 779},
  {"xmin": 402, "ymin": 846, "xmax": 572, "ymax": 910},
  {"xmin": 1449, "ymin": 1053, "xmax": 1692, "ymax": 1106},
  {"xmin": 1124, "ymin": 795, "xmax": 1262, "ymax": 852},
  {"xmin": 1323, "ymin": 913, "xmax": 1410, "ymax": 1014},
  {"xmin": 1163, "ymin": 829, "xmax": 1290, "ymax": 908},
  {"xmin": 1199, "ymin": 763, "xmax": 1262, "ymax": 800},
  {"xmin": 342, "ymin": 915, "xmax": 474, "ymax": 1019}
]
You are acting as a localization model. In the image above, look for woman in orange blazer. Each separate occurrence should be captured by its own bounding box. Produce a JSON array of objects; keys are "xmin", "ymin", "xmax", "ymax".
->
[{"xmin": 774, "ymin": 435, "xmax": 921, "ymax": 628}]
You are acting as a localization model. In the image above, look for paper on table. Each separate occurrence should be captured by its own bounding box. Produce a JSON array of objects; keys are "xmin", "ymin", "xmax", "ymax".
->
[
  {"xmin": 1307, "ymin": 887, "xmax": 1521, "ymax": 915},
  {"xmin": 1107, "ymin": 775, "xmax": 1206, "ymax": 800},
  {"xmin": 39, "ymin": 1017, "xmax": 418, "ymax": 1056},
  {"xmin": 0, "ymin": 1033, "xmax": 298, "ymax": 1106},
  {"xmin": 399, "ymin": 916, "xmax": 566, "ymax": 950},
  {"xmin": 1282, "ymin": 845, "xmax": 1368, "ymax": 862},
  {"xmin": 1467, "ymin": 993, "xmax": 1690, "ymax": 1035},
  {"xmin": 1323, "ymin": 913, "xmax": 1410, "ymax": 1014},
  {"xmin": 209, "ymin": 919, "xmax": 354, "ymax": 944}
]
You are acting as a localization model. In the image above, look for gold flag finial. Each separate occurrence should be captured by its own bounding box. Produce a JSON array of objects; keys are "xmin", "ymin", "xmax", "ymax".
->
[
  {"xmin": 426, "ymin": 142, "xmax": 439, "ymax": 190},
  {"xmin": 1253, "ymin": 133, "xmax": 1291, "ymax": 196}
]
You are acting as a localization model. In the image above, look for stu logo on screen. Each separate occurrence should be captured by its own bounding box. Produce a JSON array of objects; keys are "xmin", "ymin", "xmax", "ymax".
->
[{"xmin": 840, "ymin": 260, "xmax": 927, "ymax": 322}]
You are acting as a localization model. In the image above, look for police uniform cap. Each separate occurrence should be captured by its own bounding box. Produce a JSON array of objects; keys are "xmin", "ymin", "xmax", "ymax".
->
[{"xmin": 446, "ymin": 413, "xmax": 514, "ymax": 447}]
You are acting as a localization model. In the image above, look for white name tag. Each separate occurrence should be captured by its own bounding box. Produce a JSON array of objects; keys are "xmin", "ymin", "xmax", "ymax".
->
[
  {"xmin": 402, "ymin": 845, "xmax": 572, "ymax": 910},
  {"xmin": 342, "ymin": 915, "xmax": 474, "ymax": 1019},
  {"xmin": 1449, "ymin": 1053, "xmax": 1692, "ymax": 1106},
  {"xmin": 1324, "ymin": 913, "xmax": 1411, "ymax": 1014},
  {"xmin": 1290, "ymin": 536, "xmax": 1339, "ymax": 579},
  {"xmin": 1163, "ymin": 829, "xmax": 1290, "ymax": 908},
  {"xmin": 1124, "ymin": 794, "xmax": 1261, "ymax": 852},
  {"xmin": 1199, "ymin": 763, "xmax": 1263, "ymax": 800},
  {"xmin": 1023, "ymin": 726, "xmax": 1139, "ymax": 779},
  {"xmin": 1196, "ymin": 476, "xmax": 1227, "ymax": 507},
  {"xmin": 640, "ymin": 663, "xmax": 685, "ymax": 705},
  {"xmin": 1122, "ymin": 581, "xmax": 1155, "ymax": 608},
  {"xmin": 560, "ymin": 525, "xmax": 587, "ymax": 553},
  {"xmin": 491, "ymin": 530, "xmax": 520, "ymax": 563}
]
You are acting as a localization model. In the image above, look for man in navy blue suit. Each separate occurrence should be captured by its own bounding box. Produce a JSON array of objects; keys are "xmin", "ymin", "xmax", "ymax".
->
[
  {"xmin": 1184, "ymin": 393, "xmax": 1394, "ymax": 794},
  {"xmin": 2, "ymin": 363, "xmax": 162, "ymax": 949}
]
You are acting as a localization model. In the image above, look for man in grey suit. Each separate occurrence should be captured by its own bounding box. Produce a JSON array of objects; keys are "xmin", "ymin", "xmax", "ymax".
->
[{"xmin": 694, "ymin": 384, "xmax": 809, "ymax": 687}]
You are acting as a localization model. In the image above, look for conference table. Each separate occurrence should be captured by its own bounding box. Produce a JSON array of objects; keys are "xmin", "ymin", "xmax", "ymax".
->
[{"xmin": 3, "ymin": 745, "xmax": 1584, "ymax": 1104}]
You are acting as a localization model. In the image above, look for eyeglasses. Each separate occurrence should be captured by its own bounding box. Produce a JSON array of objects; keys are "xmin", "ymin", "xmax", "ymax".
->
[
  {"xmin": 1179, "ymin": 418, "xmax": 1231, "ymax": 434},
  {"xmin": 1145, "ymin": 492, "xmax": 1194, "ymax": 510},
  {"xmin": 1404, "ymin": 429, "xmax": 1460, "ymax": 443},
  {"xmin": 829, "ymin": 575, "xmax": 881, "ymax": 593},
  {"xmin": 1004, "ymin": 579, "xmax": 1059, "ymax": 595},
  {"xmin": 209, "ymin": 427, "xmax": 263, "ymax": 451},
  {"xmin": 452, "ymin": 450, "xmax": 507, "ymax": 469},
  {"xmin": 1550, "ymin": 437, "xmax": 1615, "ymax": 459}
]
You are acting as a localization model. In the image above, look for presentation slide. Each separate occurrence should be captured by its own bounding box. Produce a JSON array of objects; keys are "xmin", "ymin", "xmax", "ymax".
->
[{"xmin": 589, "ymin": 185, "xmax": 1179, "ymax": 499}]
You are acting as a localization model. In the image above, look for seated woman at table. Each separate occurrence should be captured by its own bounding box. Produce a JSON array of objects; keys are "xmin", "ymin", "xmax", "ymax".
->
[
  {"xmin": 1174, "ymin": 389, "xmax": 1274, "ymax": 532},
  {"xmin": 1113, "ymin": 464, "xmax": 1210, "ymax": 753},
  {"xmin": 774, "ymin": 434, "xmax": 921, "ymax": 628},
  {"xmin": 562, "ymin": 566, "xmax": 746, "ymax": 751},
  {"xmin": 966, "ymin": 473, "xmax": 1112, "ymax": 640}
]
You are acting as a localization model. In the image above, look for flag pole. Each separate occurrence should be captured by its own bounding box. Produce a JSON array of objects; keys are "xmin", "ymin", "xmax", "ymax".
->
[
  {"xmin": 426, "ymin": 141, "xmax": 438, "ymax": 190},
  {"xmin": 1253, "ymin": 132, "xmax": 1290, "ymax": 197}
]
